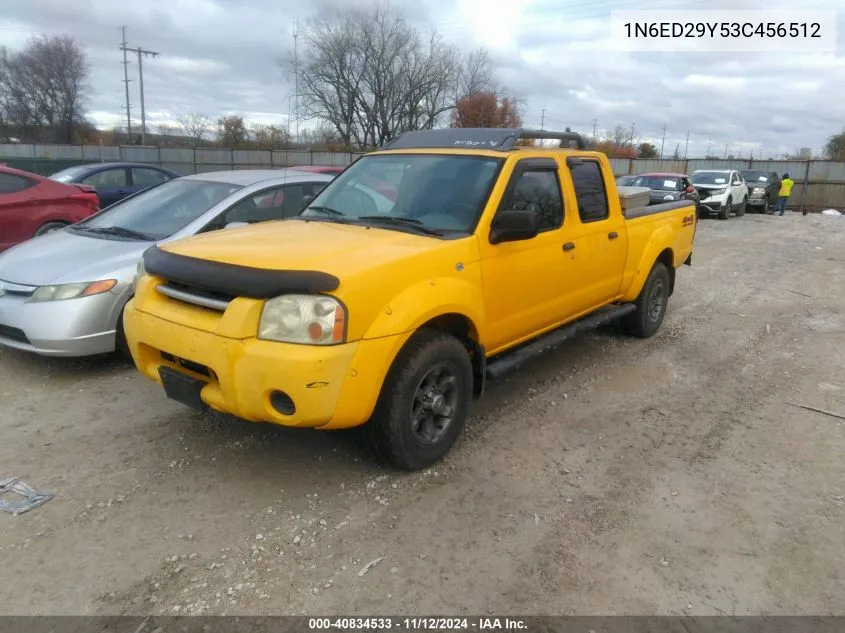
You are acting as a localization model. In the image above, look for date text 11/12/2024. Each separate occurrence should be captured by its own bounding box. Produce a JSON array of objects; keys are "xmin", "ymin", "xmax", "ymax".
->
[{"xmin": 308, "ymin": 617, "xmax": 528, "ymax": 630}]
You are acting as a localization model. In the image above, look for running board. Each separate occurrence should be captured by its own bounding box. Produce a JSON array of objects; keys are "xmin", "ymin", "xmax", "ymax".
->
[{"xmin": 484, "ymin": 304, "xmax": 636, "ymax": 380}]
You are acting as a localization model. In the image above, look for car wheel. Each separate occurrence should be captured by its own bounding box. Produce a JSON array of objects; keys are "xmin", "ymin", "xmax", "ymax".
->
[
  {"xmin": 736, "ymin": 197, "xmax": 747, "ymax": 217},
  {"xmin": 34, "ymin": 221, "xmax": 67, "ymax": 237},
  {"xmin": 718, "ymin": 197, "xmax": 731, "ymax": 220},
  {"xmin": 621, "ymin": 262, "xmax": 671, "ymax": 339},
  {"xmin": 364, "ymin": 329, "xmax": 473, "ymax": 471}
]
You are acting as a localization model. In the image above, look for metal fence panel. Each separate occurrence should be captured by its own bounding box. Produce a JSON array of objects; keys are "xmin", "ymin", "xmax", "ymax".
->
[
  {"xmin": 82, "ymin": 145, "xmax": 121, "ymax": 161},
  {"xmin": 160, "ymin": 148, "xmax": 195, "ymax": 164},
  {"xmin": 194, "ymin": 163, "xmax": 233, "ymax": 174},
  {"xmin": 195, "ymin": 149, "xmax": 232, "ymax": 164},
  {"xmin": 233, "ymin": 150, "xmax": 272, "ymax": 166},
  {"xmin": 36, "ymin": 144, "xmax": 83, "ymax": 160},
  {"xmin": 119, "ymin": 146, "xmax": 160, "ymax": 162},
  {"xmin": 0, "ymin": 143, "xmax": 35, "ymax": 158},
  {"xmin": 162, "ymin": 162, "xmax": 195, "ymax": 176},
  {"xmin": 808, "ymin": 161, "xmax": 845, "ymax": 182}
]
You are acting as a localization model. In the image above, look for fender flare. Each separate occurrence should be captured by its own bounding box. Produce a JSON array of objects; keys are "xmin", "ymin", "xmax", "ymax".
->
[
  {"xmin": 363, "ymin": 277, "xmax": 485, "ymax": 342},
  {"xmin": 622, "ymin": 228, "xmax": 676, "ymax": 303}
]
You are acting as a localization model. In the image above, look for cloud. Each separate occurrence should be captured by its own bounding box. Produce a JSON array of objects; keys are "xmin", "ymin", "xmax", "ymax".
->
[{"xmin": 2, "ymin": 0, "xmax": 843, "ymax": 157}]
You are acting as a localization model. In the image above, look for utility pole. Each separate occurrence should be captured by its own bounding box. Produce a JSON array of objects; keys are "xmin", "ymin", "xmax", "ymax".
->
[
  {"xmin": 684, "ymin": 130, "xmax": 690, "ymax": 159},
  {"xmin": 120, "ymin": 39, "xmax": 159, "ymax": 146},
  {"xmin": 120, "ymin": 26, "xmax": 132, "ymax": 139},
  {"xmin": 724, "ymin": 143, "xmax": 729, "ymax": 159},
  {"xmin": 706, "ymin": 140, "xmax": 712, "ymax": 157},
  {"xmin": 659, "ymin": 123, "xmax": 667, "ymax": 158},
  {"xmin": 540, "ymin": 109, "xmax": 545, "ymax": 131},
  {"xmin": 592, "ymin": 118, "xmax": 598, "ymax": 144},
  {"xmin": 629, "ymin": 122, "xmax": 636, "ymax": 146},
  {"xmin": 293, "ymin": 19, "xmax": 300, "ymax": 142}
]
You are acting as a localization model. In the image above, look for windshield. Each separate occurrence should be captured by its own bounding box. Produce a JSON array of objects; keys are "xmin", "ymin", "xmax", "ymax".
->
[
  {"xmin": 49, "ymin": 165, "xmax": 90, "ymax": 183},
  {"xmin": 631, "ymin": 175, "xmax": 680, "ymax": 191},
  {"xmin": 741, "ymin": 171, "xmax": 769, "ymax": 183},
  {"xmin": 300, "ymin": 154, "xmax": 504, "ymax": 234},
  {"xmin": 73, "ymin": 179, "xmax": 243, "ymax": 241},
  {"xmin": 690, "ymin": 171, "xmax": 730, "ymax": 185}
]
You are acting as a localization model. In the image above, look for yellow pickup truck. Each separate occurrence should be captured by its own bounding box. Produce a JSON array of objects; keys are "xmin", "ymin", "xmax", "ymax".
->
[{"xmin": 125, "ymin": 128, "xmax": 696, "ymax": 470}]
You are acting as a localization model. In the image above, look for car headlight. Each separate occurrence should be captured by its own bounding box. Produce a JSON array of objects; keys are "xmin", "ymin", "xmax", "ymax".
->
[
  {"xmin": 663, "ymin": 194, "xmax": 674, "ymax": 201},
  {"xmin": 132, "ymin": 258, "xmax": 145, "ymax": 292},
  {"xmin": 29, "ymin": 279, "xmax": 117, "ymax": 302},
  {"xmin": 711, "ymin": 188, "xmax": 727, "ymax": 195},
  {"xmin": 258, "ymin": 294, "xmax": 346, "ymax": 345},
  {"xmin": 753, "ymin": 187, "xmax": 765, "ymax": 194}
]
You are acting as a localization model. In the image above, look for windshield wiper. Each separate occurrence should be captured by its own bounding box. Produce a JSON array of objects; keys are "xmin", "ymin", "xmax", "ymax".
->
[
  {"xmin": 81, "ymin": 226, "xmax": 155, "ymax": 241},
  {"xmin": 306, "ymin": 205, "xmax": 347, "ymax": 219},
  {"xmin": 356, "ymin": 216, "xmax": 445, "ymax": 236}
]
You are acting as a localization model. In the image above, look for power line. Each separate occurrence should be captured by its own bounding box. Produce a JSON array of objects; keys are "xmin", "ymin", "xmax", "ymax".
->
[
  {"xmin": 120, "ymin": 37, "xmax": 159, "ymax": 146},
  {"xmin": 120, "ymin": 26, "xmax": 132, "ymax": 138}
]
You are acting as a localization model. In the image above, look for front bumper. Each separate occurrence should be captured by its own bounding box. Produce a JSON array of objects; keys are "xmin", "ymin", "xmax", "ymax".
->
[
  {"xmin": 123, "ymin": 301, "xmax": 408, "ymax": 430},
  {"xmin": 0, "ymin": 287, "xmax": 124, "ymax": 356},
  {"xmin": 698, "ymin": 198, "xmax": 729, "ymax": 214}
]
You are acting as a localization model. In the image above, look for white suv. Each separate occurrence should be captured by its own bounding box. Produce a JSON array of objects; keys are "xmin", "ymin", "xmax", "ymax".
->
[{"xmin": 690, "ymin": 169, "xmax": 748, "ymax": 220}]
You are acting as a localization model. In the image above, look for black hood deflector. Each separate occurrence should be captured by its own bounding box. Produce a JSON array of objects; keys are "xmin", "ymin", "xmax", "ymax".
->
[{"xmin": 143, "ymin": 245, "xmax": 339, "ymax": 299}]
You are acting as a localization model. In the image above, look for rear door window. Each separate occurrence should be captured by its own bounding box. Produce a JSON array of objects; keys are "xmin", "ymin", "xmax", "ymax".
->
[
  {"xmin": 82, "ymin": 168, "xmax": 129, "ymax": 188},
  {"xmin": 0, "ymin": 172, "xmax": 36, "ymax": 194},
  {"xmin": 568, "ymin": 160, "xmax": 609, "ymax": 223}
]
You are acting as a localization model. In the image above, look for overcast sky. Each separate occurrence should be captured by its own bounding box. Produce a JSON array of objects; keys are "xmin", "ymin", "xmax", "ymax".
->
[{"xmin": 1, "ymin": 0, "xmax": 842, "ymax": 157}]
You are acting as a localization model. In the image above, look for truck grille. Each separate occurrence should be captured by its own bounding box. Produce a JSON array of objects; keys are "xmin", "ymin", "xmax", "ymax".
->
[{"xmin": 156, "ymin": 281, "xmax": 234, "ymax": 312}]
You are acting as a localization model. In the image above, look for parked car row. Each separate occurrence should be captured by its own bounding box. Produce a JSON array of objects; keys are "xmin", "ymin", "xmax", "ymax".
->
[
  {"xmin": 1, "ymin": 128, "xmax": 699, "ymax": 470},
  {"xmin": 616, "ymin": 168, "xmax": 784, "ymax": 219}
]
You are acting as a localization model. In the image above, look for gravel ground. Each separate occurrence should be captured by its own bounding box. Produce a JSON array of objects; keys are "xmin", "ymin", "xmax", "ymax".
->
[{"xmin": 0, "ymin": 211, "xmax": 843, "ymax": 616}]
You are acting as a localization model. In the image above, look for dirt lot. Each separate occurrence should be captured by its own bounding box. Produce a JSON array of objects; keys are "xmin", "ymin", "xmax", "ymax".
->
[{"xmin": 1, "ymin": 212, "xmax": 844, "ymax": 617}]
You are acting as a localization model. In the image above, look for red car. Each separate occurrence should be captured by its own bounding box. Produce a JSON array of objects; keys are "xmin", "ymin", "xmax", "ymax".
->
[{"xmin": 0, "ymin": 165, "xmax": 100, "ymax": 253}]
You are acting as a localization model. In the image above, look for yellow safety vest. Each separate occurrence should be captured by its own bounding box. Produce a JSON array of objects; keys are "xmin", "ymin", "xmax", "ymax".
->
[{"xmin": 779, "ymin": 178, "xmax": 794, "ymax": 197}]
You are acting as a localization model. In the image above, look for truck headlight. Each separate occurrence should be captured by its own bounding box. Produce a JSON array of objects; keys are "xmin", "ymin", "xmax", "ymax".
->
[
  {"xmin": 753, "ymin": 187, "xmax": 764, "ymax": 194},
  {"xmin": 258, "ymin": 295, "xmax": 346, "ymax": 345},
  {"xmin": 30, "ymin": 279, "xmax": 117, "ymax": 302}
]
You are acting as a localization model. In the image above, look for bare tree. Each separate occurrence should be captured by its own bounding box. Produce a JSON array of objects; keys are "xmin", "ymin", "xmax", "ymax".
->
[
  {"xmin": 250, "ymin": 123, "xmax": 291, "ymax": 149},
  {"xmin": 294, "ymin": 1, "xmax": 482, "ymax": 149},
  {"xmin": 458, "ymin": 48, "xmax": 495, "ymax": 99},
  {"xmin": 177, "ymin": 112, "xmax": 212, "ymax": 145},
  {"xmin": 0, "ymin": 35, "xmax": 90, "ymax": 143}
]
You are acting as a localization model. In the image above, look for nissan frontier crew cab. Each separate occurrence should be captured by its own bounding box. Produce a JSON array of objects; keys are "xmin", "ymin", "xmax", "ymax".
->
[{"xmin": 125, "ymin": 128, "xmax": 696, "ymax": 471}]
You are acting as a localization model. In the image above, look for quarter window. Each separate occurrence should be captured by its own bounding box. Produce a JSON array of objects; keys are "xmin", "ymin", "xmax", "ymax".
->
[{"xmin": 0, "ymin": 173, "xmax": 35, "ymax": 194}]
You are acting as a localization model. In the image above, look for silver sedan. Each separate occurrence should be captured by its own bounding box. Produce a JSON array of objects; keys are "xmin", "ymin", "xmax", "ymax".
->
[{"xmin": 0, "ymin": 169, "xmax": 335, "ymax": 357}]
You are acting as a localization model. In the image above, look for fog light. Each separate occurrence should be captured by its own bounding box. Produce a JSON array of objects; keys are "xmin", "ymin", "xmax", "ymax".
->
[{"xmin": 270, "ymin": 390, "xmax": 296, "ymax": 415}]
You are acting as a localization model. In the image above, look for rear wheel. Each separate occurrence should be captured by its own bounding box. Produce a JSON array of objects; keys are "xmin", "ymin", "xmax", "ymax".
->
[
  {"xmin": 621, "ymin": 262, "xmax": 670, "ymax": 339},
  {"xmin": 718, "ymin": 197, "xmax": 731, "ymax": 220},
  {"xmin": 364, "ymin": 330, "xmax": 473, "ymax": 471},
  {"xmin": 34, "ymin": 221, "xmax": 67, "ymax": 237}
]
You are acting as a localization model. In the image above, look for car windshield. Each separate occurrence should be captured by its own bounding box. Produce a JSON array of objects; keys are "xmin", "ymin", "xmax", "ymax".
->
[
  {"xmin": 690, "ymin": 172, "xmax": 730, "ymax": 185},
  {"xmin": 617, "ymin": 176, "xmax": 636, "ymax": 185},
  {"xmin": 49, "ymin": 165, "xmax": 90, "ymax": 183},
  {"xmin": 71, "ymin": 179, "xmax": 243, "ymax": 241},
  {"xmin": 741, "ymin": 171, "xmax": 769, "ymax": 183},
  {"xmin": 299, "ymin": 154, "xmax": 504, "ymax": 235},
  {"xmin": 631, "ymin": 175, "xmax": 680, "ymax": 191}
]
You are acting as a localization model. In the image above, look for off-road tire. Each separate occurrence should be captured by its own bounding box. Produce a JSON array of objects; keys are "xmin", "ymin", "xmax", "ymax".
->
[
  {"xmin": 34, "ymin": 221, "xmax": 67, "ymax": 237},
  {"xmin": 718, "ymin": 198, "xmax": 731, "ymax": 220},
  {"xmin": 621, "ymin": 262, "xmax": 671, "ymax": 339},
  {"xmin": 364, "ymin": 329, "xmax": 473, "ymax": 471}
]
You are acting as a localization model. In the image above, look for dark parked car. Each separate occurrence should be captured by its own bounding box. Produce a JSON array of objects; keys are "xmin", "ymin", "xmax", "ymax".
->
[
  {"xmin": 49, "ymin": 162, "xmax": 179, "ymax": 208},
  {"xmin": 629, "ymin": 172, "xmax": 700, "ymax": 212},
  {"xmin": 616, "ymin": 175, "xmax": 637, "ymax": 186},
  {"xmin": 0, "ymin": 165, "xmax": 100, "ymax": 253},
  {"xmin": 740, "ymin": 170, "xmax": 780, "ymax": 213}
]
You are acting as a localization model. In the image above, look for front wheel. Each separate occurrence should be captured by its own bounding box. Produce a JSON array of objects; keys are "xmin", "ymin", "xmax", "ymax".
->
[
  {"xmin": 365, "ymin": 330, "xmax": 473, "ymax": 471},
  {"xmin": 736, "ymin": 197, "xmax": 747, "ymax": 217},
  {"xmin": 621, "ymin": 262, "xmax": 670, "ymax": 339},
  {"xmin": 718, "ymin": 198, "xmax": 731, "ymax": 220}
]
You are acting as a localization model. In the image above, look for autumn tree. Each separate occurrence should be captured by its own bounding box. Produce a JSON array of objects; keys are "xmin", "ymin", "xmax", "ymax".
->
[
  {"xmin": 638, "ymin": 142, "xmax": 658, "ymax": 158},
  {"xmin": 823, "ymin": 129, "xmax": 845, "ymax": 160},
  {"xmin": 450, "ymin": 92, "xmax": 521, "ymax": 128},
  {"xmin": 178, "ymin": 112, "xmax": 212, "ymax": 145},
  {"xmin": 0, "ymin": 35, "xmax": 90, "ymax": 143},
  {"xmin": 250, "ymin": 123, "xmax": 290, "ymax": 149},
  {"xmin": 216, "ymin": 115, "xmax": 248, "ymax": 147}
]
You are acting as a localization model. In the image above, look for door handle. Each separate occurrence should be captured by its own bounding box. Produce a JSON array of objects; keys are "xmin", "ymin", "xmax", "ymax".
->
[
  {"xmin": 608, "ymin": 231, "xmax": 619, "ymax": 239},
  {"xmin": 562, "ymin": 242, "xmax": 575, "ymax": 252}
]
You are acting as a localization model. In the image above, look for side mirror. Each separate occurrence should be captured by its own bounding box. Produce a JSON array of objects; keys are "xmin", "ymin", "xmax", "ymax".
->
[
  {"xmin": 224, "ymin": 221, "xmax": 248, "ymax": 230},
  {"xmin": 490, "ymin": 209, "xmax": 540, "ymax": 245}
]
